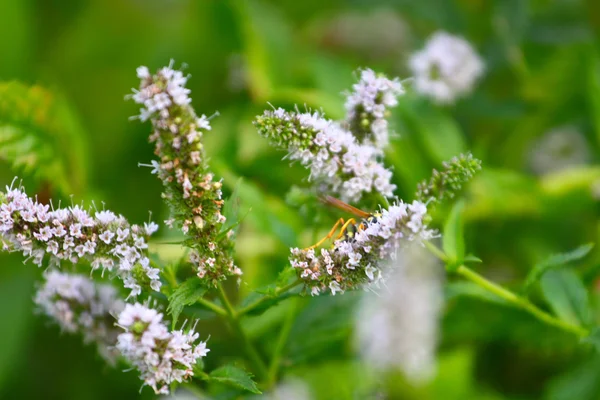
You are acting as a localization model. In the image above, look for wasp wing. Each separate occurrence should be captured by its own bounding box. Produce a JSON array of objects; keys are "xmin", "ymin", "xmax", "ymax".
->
[{"xmin": 320, "ymin": 195, "xmax": 371, "ymax": 219}]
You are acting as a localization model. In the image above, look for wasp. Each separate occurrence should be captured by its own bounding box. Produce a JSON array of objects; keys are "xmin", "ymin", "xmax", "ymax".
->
[{"xmin": 305, "ymin": 195, "xmax": 381, "ymax": 250}]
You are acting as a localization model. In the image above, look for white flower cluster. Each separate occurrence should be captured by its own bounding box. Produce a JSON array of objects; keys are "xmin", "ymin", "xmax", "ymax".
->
[
  {"xmin": 290, "ymin": 200, "xmax": 434, "ymax": 295},
  {"xmin": 255, "ymin": 68, "xmax": 404, "ymax": 203},
  {"xmin": 132, "ymin": 63, "xmax": 191, "ymax": 121},
  {"xmin": 0, "ymin": 184, "xmax": 160, "ymax": 297},
  {"xmin": 34, "ymin": 270, "xmax": 124, "ymax": 363},
  {"xmin": 130, "ymin": 63, "xmax": 238, "ymax": 285},
  {"xmin": 116, "ymin": 303, "xmax": 209, "ymax": 395},
  {"xmin": 529, "ymin": 126, "xmax": 590, "ymax": 176},
  {"xmin": 355, "ymin": 244, "xmax": 443, "ymax": 383},
  {"xmin": 409, "ymin": 31, "xmax": 484, "ymax": 103},
  {"xmin": 256, "ymin": 109, "xmax": 396, "ymax": 203},
  {"xmin": 345, "ymin": 68, "xmax": 404, "ymax": 150},
  {"xmin": 268, "ymin": 378, "xmax": 314, "ymax": 400}
]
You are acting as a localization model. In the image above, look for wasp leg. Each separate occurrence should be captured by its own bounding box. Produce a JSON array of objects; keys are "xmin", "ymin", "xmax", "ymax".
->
[
  {"xmin": 305, "ymin": 218, "xmax": 346, "ymax": 250},
  {"xmin": 335, "ymin": 218, "xmax": 357, "ymax": 240}
]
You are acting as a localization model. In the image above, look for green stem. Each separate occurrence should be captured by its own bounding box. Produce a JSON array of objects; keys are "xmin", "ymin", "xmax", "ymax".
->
[
  {"xmin": 424, "ymin": 241, "xmax": 448, "ymax": 263},
  {"xmin": 267, "ymin": 297, "xmax": 298, "ymax": 387},
  {"xmin": 455, "ymin": 265, "xmax": 589, "ymax": 337},
  {"xmin": 196, "ymin": 297, "xmax": 228, "ymax": 317},
  {"xmin": 237, "ymin": 279, "xmax": 303, "ymax": 317},
  {"xmin": 377, "ymin": 193, "xmax": 390, "ymax": 209},
  {"xmin": 217, "ymin": 284, "xmax": 269, "ymax": 380}
]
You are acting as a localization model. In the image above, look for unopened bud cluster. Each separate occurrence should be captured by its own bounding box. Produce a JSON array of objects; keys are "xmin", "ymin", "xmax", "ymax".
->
[
  {"xmin": 290, "ymin": 200, "xmax": 434, "ymax": 295},
  {"xmin": 34, "ymin": 271, "xmax": 124, "ymax": 363},
  {"xmin": 254, "ymin": 69, "xmax": 403, "ymax": 203},
  {"xmin": 130, "ymin": 63, "xmax": 240, "ymax": 284},
  {"xmin": 0, "ymin": 184, "xmax": 160, "ymax": 296},
  {"xmin": 116, "ymin": 303, "xmax": 209, "ymax": 394},
  {"xmin": 255, "ymin": 109, "xmax": 395, "ymax": 203},
  {"xmin": 416, "ymin": 153, "xmax": 482, "ymax": 206}
]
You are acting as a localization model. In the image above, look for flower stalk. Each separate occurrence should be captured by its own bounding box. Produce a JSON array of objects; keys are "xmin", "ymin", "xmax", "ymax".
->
[{"xmin": 454, "ymin": 265, "xmax": 589, "ymax": 337}]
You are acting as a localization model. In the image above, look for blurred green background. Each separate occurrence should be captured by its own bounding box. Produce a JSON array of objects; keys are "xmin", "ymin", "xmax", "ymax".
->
[{"xmin": 2, "ymin": 0, "xmax": 600, "ymax": 399}]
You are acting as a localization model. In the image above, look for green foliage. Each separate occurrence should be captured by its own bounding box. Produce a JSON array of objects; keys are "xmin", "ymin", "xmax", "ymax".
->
[
  {"xmin": 219, "ymin": 178, "xmax": 245, "ymax": 237},
  {"xmin": 443, "ymin": 199, "xmax": 465, "ymax": 269},
  {"xmin": 0, "ymin": 265, "xmax": 35, "ymax": 390},
  {"xmin": 0, "ymin": 81, "xmax": 87, "ymax": 196},
  {"xmin": 523, "ymin": 243, "xmax": 594, "ymax": 293},
  {"xmin": 545, "ymin": 356, "xmax": 600, "ymax": 400},
  {"xmin": 167, "ymin": 279, "xmax": 208, "ymax": 327},
  {"xmin": 540, "ymin": 269, "xmax": 591, "ymax": 327},
  {"xmin": 4, "ymin": 0, "xmax": 600, "ymax": 398},
  {"xmin": 206, "ymin": 364, "xmax": 261, "ymax": 394}
]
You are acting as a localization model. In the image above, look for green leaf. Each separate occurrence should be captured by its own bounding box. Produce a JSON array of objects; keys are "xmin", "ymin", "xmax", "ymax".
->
[
  {"xmin": 545, "ymin": 356, "xmax": 600, "ymax": 400},
  {"xmin": 398, "ymin": 97, "xmax": 467, "ymax": 164},
  {"xmin": 589, "ymin": 50, "xmax": 600, "ymax": 145},
  {"xmin": 464, "ymin": 254, "xmax": 482, "ymax": 263},
  {"xmin": 231, "ymin": 0, "xmax": 295, "ymax": 102},
  {"xmin": 443, "ymin": 199, "xmax": 465, "ymax": 267},
  {"xmin": 0, "ymin": 81, "xmax": 88, "ymax": 196},
  {"xmin": 208, "ymin": 364, "xmax": 261, "ymax": 394},
  {"xmin": 290, "ymin": 360, "xmax": 374, "ymax": 400},
  {"xmin": 523, "ymin": 243, "xmax": 594, "ymax": 293},
  {"xmin": 240, "ymin": 268, "xmax": 299, "ymax": 316},
  {"xmin": 167, "ymin": 279, "xmax": 208, "ymax": 327},
  {"xmin": 0, "ymin": 265, "xmax": 35, "ymax": 391},
  {"xmin": 581, "ymin": 327, "xmax": 600, "ymax": 352},
  {"xmin": 220, "ymin": 178, "xmax": 243, "ymax": 235},
  {"xmin": 540, "ymin": 269, "xmax": 591, "ymax": 326}
]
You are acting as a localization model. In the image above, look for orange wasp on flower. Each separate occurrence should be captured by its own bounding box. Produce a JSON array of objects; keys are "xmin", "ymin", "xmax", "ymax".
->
[{"xmin": 306, "ymin": 195, "xmax": 382, "ymax": 250}]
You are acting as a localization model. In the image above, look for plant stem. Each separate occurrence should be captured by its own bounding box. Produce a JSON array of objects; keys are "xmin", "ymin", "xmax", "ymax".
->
[
  {"xmin": 424, "ymin": 240, "xmax": 448, "ymax": 263},
  {"xmin": 377, "ymin": 193, "xmax": 390, "ymax": 209},
  {"xmin": 217, "ymin": 283, "xmax": 269, "ymax": 380},
  {"xmin": 237, "ymin": 279, "xmax": 303, "ymax": 317},
  {"xmin": 196, "ymin": 297, "xmax": 228, "ymax": 317},
  {"xmin": 455, "ymin": 265, "xmax": 589, "ymax": 337},
  {"xmin": 161, "ymin": 262, "xmax": 228, "ymax": 317},
  {"xmin": 267, "ymin": 297, "xmax": 298, "ymax": 387}
]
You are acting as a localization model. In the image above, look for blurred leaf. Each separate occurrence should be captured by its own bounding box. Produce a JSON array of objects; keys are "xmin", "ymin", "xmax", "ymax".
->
[
  {"xmin": 431, "ymin": 348, "xmax": 476, "ymax": 400},
  {"xmin": 540, "ymin": 269, "xmax": 591, "ymax": 326},
  {"xmin": 581, "ymin": 327, "xmax": 600, "ymax": 352},
  {"xmin": 386, "ymin": 133, "xmax": 431, "ymax": 198},
  {"xmin": 290, "ymin": 360, "xmax": 375, "ymax": 400},
  {"xmin": 587, "ymin": 49, "xmax": 600, "ymax": 146},
  {"xmin": 288, "ymin": 293, "xmax": 358, "ymax": 364},
  {"xmin": 398, "ymin": 98, "xmax": 467, "ymax": 164},
  {"xmin": 214, "ymin": 160, "xmax": 302, "ymax": 247},
  {"xmin": 239, "ymin": 267, "xmax": 299, "ymax": 316},
  {"xmin": 208, "ymin": 364, "xmax": 261, "ymax": 394},
  {"xmin": 220, "ymin": 178, "xmax": 243, "ymax": 235},
  {"xmin": 465, "ymin": 169, "xmax": 542, "ymax": 221},
  {"xmin": 540, "ymin": 166, "xmax": 600, "ymax": 197},
  {"xmin": 0, "ymin": 81, "xmax": 88, "ymax": 196},
  {"xmin": 167, "ymin": 279, "xmax": 208, "ymax": 327},
  {"xmin": 443, "ymin": 199, "xmax": 465, "ymax": 267},
  {"xmin": 545, "ymin": 356, "xmax": 600, "ymax": 400},
  {"xmin": 0, "ymin": 0, "xmax": 32, "ymax": 78},
  {"xmin": 464, "ymin": 254, "xmax": 482, "ymax": 263},
  {"xmin": 524, "ymin": 243, "xmax": 594, "ymax": 293},
  {"xmin": 0, "ymin": 267, "xmax": 35, "ymax": 391},
  {"xmin": 232, "ymin": 0, "xmax": 295, "ymax": 101}
]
